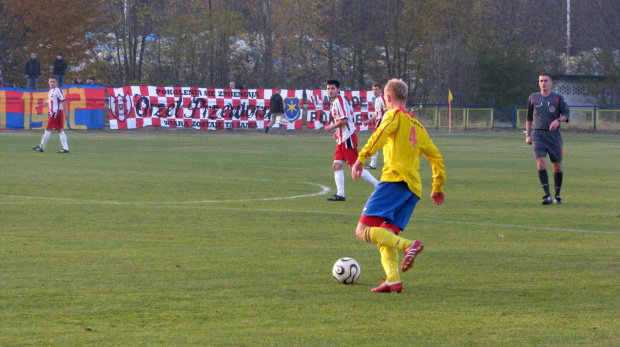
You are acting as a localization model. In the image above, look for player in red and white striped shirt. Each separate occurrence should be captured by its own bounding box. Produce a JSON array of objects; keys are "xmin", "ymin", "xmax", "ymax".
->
[
  {"xmin": 324, "ymin": 79, "xmax": 378, "ymax": 201},
  {"xmin": 33, "ymin": 77, "xmax": 70, "ymax": 153},
  {"xmin": 362, "ymin": 83, "xmax": 388, "ymax": 169}
]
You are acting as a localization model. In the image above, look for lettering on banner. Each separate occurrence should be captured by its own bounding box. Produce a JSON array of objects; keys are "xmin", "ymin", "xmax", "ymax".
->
[
  {"xmin": 217, "ymin": 90, "xmax": 259, "ymax": 98},
  {"xmin": 133, "ymin": 95, "xmax": 268, "ymax": 121},
  {"xmin": 154, "ymin": 88, "xmax": 216, "ymax": 97},
  {"xmin": 307, "ymin": 110, "xmax": 332, "ymax": 124}
]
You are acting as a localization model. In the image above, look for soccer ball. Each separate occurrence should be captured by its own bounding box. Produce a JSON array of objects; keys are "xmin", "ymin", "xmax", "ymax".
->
[{"xmin": 332, "ymin": 257, "xmax": 361, "ymax": 284}]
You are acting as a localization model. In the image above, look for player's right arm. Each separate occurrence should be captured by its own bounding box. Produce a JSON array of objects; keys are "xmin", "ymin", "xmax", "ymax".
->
[
  {"xmin": 325, "ymin": 96, "xmax": 349, "ymax": 131},
  {"xmin": 324, "ymin": 118, "xmax": 347, "ymax": 132},
  {"xmin": 357, "ymin": 108, "xmax": 398, "ymax": 162},
  {"xmin": 363, "ymin": 113, "xmax": 378, "ymax": 125},
  {"xmin": 525, "ymin": 94, "xmax": 534, "ymax": 145}
]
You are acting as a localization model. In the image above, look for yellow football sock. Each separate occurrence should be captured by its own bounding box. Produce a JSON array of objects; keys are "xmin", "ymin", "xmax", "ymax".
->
[
  {"xmin": 364, "ymin": 227, "xmax": 412, "ymax": 251},
  {"xmin": 379, "ymin": 245, "xmax": 400, "ymax": 283}
]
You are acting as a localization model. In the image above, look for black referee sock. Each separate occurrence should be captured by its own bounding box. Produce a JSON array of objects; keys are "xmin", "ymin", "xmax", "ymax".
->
[
  {"xmin": 554, "ymin": 171, "xmax": 563, "ymax": 197},
  {"xmin": 538, "ymin": 170, "xmax": 551, "ymax": 196}
]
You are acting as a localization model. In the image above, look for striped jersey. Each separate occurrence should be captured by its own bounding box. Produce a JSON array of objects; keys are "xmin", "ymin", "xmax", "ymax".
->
[
  {"xmin": 374, "ymin": 95, "xmax": 387, "ymax": 127},
  {"xmin": 47, "ymin": 87, "xmax": 66, "ymax": 115},
  {"xmin": 357, "ymin": 107, "xmax": 446, "ymax": 198},
  {"xmin": 330, "ymin": 95, "xmax": 355, "ymax": 144}
]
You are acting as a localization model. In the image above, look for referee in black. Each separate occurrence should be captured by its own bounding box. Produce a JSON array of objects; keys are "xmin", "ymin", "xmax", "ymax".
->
[{"xmin": 526, "ymin": 73, "xmax": 570, "ymax": 205}]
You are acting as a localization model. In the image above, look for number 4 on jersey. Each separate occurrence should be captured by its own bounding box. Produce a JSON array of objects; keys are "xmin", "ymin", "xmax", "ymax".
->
[{"xmin": 409, "ymin": 128, "xmax": 418, "ymax": 148}]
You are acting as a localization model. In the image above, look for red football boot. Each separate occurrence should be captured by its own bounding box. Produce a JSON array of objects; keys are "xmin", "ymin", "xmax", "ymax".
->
[
  {"xmin": 401, "ymin": 240, "xmax": 424, "ymax": 272},
  {"xmin": 371, "ymin": 281, "xmax": 403, "ymax": 293}
]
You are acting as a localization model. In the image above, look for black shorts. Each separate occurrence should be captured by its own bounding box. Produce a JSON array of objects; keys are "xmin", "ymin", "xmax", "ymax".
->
[{"xmin": 532, "ymin": 130, "xmax": 563, "ymax": 162}]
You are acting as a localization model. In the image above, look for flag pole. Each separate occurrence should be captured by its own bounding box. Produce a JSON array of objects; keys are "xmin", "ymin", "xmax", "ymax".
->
[{"xmin": 448, "ymin": 89, "xmax": 453, "ymax": 132}]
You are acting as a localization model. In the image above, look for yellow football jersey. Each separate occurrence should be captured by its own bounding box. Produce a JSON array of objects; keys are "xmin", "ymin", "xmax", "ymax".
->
[{"xmin": 357, "ymin": 107, "xmax": 445, "ymax": 197}]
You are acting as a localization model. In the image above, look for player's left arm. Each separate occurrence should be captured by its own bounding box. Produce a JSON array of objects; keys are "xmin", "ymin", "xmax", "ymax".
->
[
  {"xmin": 559, "ymin": 95, "xmax": 569, "ymax": 122},
  {"xmin": 550, "ymin": 95, "xmax": 570, "ymax": 130},
  {"xmin": 62, "ymin": 99, "xmax": 69, "ymax": 119},
  {"xmin": 420, "ymin": 133, "xmax": 446, "ymax": 204},
  {"xmin": 59, "ymin": 89, "xmax": 69, "ymax": 119}
]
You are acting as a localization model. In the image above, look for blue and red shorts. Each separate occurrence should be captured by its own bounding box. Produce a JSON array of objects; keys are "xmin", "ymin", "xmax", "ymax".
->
[{"xmin": 359, "ymin": 181, "xmax": 419, "ymax": 234}]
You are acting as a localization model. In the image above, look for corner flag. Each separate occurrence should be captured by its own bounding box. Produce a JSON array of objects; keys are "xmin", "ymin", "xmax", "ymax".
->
[{"xmin": 448, "ymin": 89, "xmax": 453, "ymax": 132}]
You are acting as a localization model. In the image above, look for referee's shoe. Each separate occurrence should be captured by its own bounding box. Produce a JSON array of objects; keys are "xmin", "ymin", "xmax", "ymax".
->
[{"xmin": 542, "ymin": 195, "xmax": 553, "ymax": 205}]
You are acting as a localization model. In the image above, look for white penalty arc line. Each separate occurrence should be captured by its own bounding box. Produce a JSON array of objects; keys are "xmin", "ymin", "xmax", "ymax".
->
[
  {"xmin": 0, "ymin": 180, "xmax": 331, "ymax": 205},
  {"xmin": 2, "ymin": 177, "xmax": 616, "ymax": 235},
  {"xmin": 2, "ymin": 193, "xmax": 616, "ymax": 235}
]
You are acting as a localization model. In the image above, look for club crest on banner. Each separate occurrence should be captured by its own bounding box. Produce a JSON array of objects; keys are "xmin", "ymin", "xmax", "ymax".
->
[
  {"xmin": 109, "ymin": 93, "xmax": 134, "ymax": 122},
  {"xmin": 284, "ymin": 97, "xmax": 301, "ymax": 122}
]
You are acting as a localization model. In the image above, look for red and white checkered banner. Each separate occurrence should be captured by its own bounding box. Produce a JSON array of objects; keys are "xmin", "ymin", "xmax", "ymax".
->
[
  {"xmin": 304, "ymin": 89, "xmax": 377, "ymax": 131},
  {"xmin": 107, "ymin": 86, "xmax": 304, "ymax": 130}
]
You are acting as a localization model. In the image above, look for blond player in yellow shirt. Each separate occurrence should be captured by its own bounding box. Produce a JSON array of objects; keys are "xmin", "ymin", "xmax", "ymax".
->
[{"xmin": 352, "ymin": 78, "xmax": 446, "ymax": 293}]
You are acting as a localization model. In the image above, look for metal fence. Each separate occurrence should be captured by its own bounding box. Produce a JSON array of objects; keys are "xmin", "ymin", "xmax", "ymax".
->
[{"xmin": 409, "ymin": 104, "xmax": 620, "ymax": 131}]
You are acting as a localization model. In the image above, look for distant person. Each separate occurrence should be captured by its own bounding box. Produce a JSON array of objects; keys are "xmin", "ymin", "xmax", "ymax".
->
[
  {"xmin": 229, "ymin": 81, "xmax": 236, "ymax": 89},
  {"xmin": 52, "ymin": 53, "xmax": 68, "ymax": 87},
  {"xmin": 324, "ymin": 79, "xmax": 378, "ymax": 201},
  {"xmin": 362, "ymin": 83, "xmax": 388, "ymax": 169},
  {"xmin": 87, "ymin": 76, "xmax": 95, "ymax": 85},
  {"xmin": 24, "ymin": 52, "xmax": 41, "ymax": 90},
  {"xmin": 265, "ymin": 87, "xmax": 285, "ymax": 134},
  {"xmin": 74, "ymin": 75, "xmax": 84, "ymax": 85},
  {"xmin": 352, "ymin": 78, "xmax": 446, "ymax": 293},
  {"xmin": 32, "ymin": 77, "xmax": 70, "ymax": 153},
  {"xmin": 526, "ymin": 72, "xmax": 570, "ymax": 205}
]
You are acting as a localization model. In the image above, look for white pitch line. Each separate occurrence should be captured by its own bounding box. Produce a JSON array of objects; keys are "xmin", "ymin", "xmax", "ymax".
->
[
  {"xmin": 2, "ymin": 181, "xmax": 617, "ymax": 235},
  {"xmin": 0, "ymin": 182, "xmax": 331, "ymax": 206},
  {"xmin": 412, "ymin": 217, "xmax": 619, "ymax": 235},
  {"xmin": 163, "ymin": 206, "xmax": 619, "ymax": 236}
]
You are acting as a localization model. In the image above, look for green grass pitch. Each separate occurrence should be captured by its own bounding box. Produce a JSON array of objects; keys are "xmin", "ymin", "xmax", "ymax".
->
[{"xmin": 0, "ymin": 129, "xmax": 618, "ymax": 346}]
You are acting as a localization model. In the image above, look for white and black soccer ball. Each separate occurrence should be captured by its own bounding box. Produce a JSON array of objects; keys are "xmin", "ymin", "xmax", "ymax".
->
[{"xmin": 332, "ymin": 257, "xmax": 361, "ymax": 284}]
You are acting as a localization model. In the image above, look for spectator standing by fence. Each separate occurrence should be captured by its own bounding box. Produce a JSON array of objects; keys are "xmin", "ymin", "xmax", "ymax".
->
[
  {"xmin": 24, "ymin": 52, "xmax": 41, "ymax": 90},
  {"xmin": 52, "ymin": 53, "xmax": 68, "ymax": 87},
  {"xmin": 265, "ymin": 87, "xmax": 285, "ymax": 134}
]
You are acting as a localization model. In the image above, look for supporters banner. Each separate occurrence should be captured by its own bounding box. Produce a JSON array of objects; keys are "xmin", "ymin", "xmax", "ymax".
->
[
  {"xmin": 107, "ymin": 86, "xmax": 304, "ymax": 131},
  {"xmin": 304, "ymin": 89, "xmax": 377, "ymax": 132},
  {"xmin": 0, "ymin": 86, "xmax": 106, "ymax": 130}
]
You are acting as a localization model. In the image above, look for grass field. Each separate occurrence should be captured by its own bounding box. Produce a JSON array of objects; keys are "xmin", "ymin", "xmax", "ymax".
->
[{"xmin": 0, "ymin": 129, "xmax": 618, "ymax": 346}]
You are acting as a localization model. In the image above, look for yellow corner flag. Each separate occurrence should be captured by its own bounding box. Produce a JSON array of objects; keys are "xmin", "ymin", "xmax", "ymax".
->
[{"xmin": 448, "ymin": 89, "xmax": 453, "ymax": 103}]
